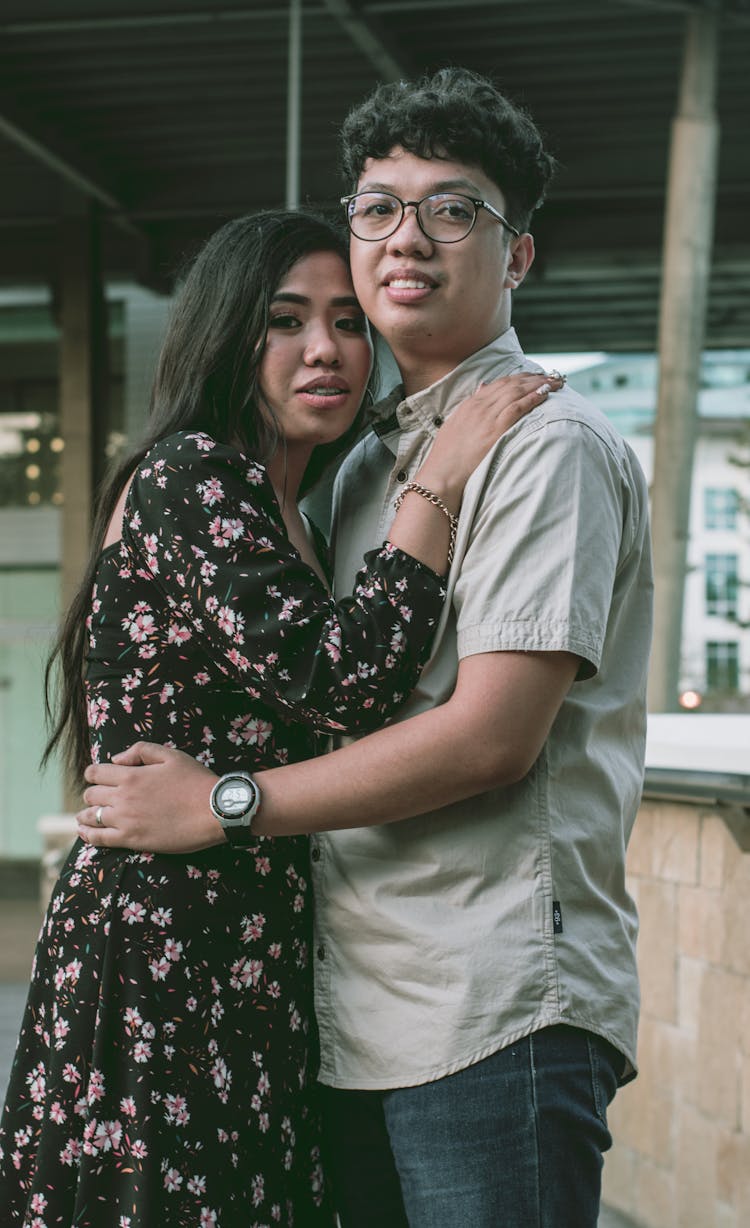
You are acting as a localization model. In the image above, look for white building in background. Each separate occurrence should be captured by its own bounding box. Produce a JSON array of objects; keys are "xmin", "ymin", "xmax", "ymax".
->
[{"xmin": 568, "ymin": 352, "xmax": 750, "ymax": 708}]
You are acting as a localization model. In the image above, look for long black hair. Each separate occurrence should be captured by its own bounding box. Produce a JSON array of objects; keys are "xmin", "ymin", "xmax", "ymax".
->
[{"xmin": 44, "ymin": 209, "xmax": 366, "ymax": 783}]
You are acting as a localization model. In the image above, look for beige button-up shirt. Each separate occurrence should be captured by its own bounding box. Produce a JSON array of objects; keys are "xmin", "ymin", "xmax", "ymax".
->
[{"xmin": 313, "ymin": 329, "xmax": 653, "ymax": 1089}]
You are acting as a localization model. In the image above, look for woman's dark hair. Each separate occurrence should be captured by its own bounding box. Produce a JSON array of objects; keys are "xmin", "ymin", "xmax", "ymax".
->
[
  {"xmin": 340, "ymin": 67, "xmax": 558, "ymax": 233},
  {"xmin": 44, "ymin": 209, "xmax": 365, "ymax": 783}
]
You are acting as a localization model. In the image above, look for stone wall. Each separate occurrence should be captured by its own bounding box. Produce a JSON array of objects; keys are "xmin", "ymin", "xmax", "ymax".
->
[{"xmin": 602, "ymin": 800, "xmax": 750, "ymax": 1227}]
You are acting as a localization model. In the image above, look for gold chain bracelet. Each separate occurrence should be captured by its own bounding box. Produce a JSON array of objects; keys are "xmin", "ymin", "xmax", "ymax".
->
[{"xmin": 393, "ymin": 481, "xmax": 459, "ymax": 567}]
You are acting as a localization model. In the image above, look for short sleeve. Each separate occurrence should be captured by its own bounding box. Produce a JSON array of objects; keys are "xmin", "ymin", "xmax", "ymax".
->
[
  {"xmin": 454, "ymin": 419, "xmax": 627, "ymax": 679},
  {"xmin": 121, "ymin": 433, "xmax": 445, "ymax": 734}
]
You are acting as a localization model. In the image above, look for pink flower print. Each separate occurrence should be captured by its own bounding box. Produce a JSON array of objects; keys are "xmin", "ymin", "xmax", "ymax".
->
[
  {"xmin": 289, "ymin": 1007, "xmax": 302, "ymax": 1031},
  {"xmin": 267, "ymin": 942, "xmax": 282, "ymax": 959},
  {"xmin": 54, "ymin": 1016, "xmax": 70, "ymax": 1042},
  {"xmin": 164, "ymin": 1167, "xmax": 183, "ymax": 1192},
  {"xmin": 87, "ymin": 695, "xmax": 110, "ymax": 730},
  {"xmin": 278, "ymin": 595, "xmax": 303, "ymax": 622},
  {"xmin": 324, "ymin": 624, "xmax": 343, "ymax": 662},
  {"xmin": 200, "ymin": 1209, "xmax": 218, "ymax": 1227},
  {"xmin": 255, "ymin": 856, "xmax": 271, "ymax": 877},
  {"xmin": 159, "ymin": 682, "xmax": 175, "ymax": 704},
  {"xmin": 167, "ymin": 623, "xmax": 191, "ymax": 645},
  {"xmin": 217, "ymin": 605, "xmax": 238, "ymax": 636},
  {"xmin": 30, "ymin": 1193, "xmax": 48, "ymax": 1213},
  {"xmin": 241, "ymin": 912, "xmax": 266, "ymax": 942},
  {"xmin": 228, "ymin": 715, "xmax": 272, "ymax": 747},
  {"xmin": 120, "ymin": 1096, "xmax": 136, "ymax": 1116},
  {"xmin": 208, "ymin": 514, "xmax": 245, "ymax": 547},
  {"xmin": 130, "ymin": 1139, "xmax": 148, "ymax": 1159},
  {"xmin": 123, "ymin": 1005, "xmax": 143, "ymax": 1030},
  {"xmin": 197, "ymin": 476, "xmax": 225, "ymax": 506},
  {"xmin": 120, "ymin": 695, "xmax": 134, "ymax": 714},
  {"xmin": 266, "ymin": 980, "xmax": 281, "ymax": 999},
  {"xmin": 141, "ymin": 1021, "xmax": 156, "ymax": 1039},
  {"xmin": 62, "ymin": 1062, "xmax": 80, "ymax": 1084},
  {"xmin": 133, "ymin": 1039, "xmax": 152, "ymax": 1063},
  {"xmin": 205, "ymin": 594, "xmax": 219, "ymax": 613},
  {"xmin": 164, "ymin": 938, "xmax": 183, "ymax": 962},
  {"xmin": 151, "ymin": 906, "xmax": 172, "ymax": 926},
  {"xmin": 149, "ymin": 956, "xmax": 171, "ymax": 981},
  {"xmin": 86, "ymin": 1068, "xmax": 105, "ymax": 1102},
  {"xmin": 246, "ymin": 463, "xmax": 265, "ymax": 485},
  {"xmin": 390, "ymin": 626, "xmax": 405, "ymax": 653},
  {"xmin": 65, "ymin": 958, "xmax": 83, "ymax": 984},
  {"xmin": 225, "ymin": 647, "xmax": 250, "ymax": 671},
  {"xmin": 122, "ymin": 601, "xmax": 155, "ymax": 644},
  {"xmin": 122, "ymin": 899, "xmax": 147, "ymax": 924},
  {"xmin": 26, "ymin": 1065, "xmax": 45, "ymax": 1105},
  {"xmin": 95, "ymin": 1118, "xmax": 122, "ymax": 1152},
  {"xmin": 257, "ymin": 1070, "xmax": 270, "ymax": 1096},
  {"xmin": 188, "ymin": 432, "xmax": 215, "ymax": 452},
  {"xmin": 164, "ymin": 1093, "xmax": 191, "ymax": 1126},
  {"xmin": 200, "ymin": 559, "xmax": 218, "ymax": 584},
  {"xmin": 49, "ymin": 1100, "xmax": 67, "ymax": 1124},
  {"xmin": 122, "ymin": 669, "xmax": 143, "ymax": 692},
  {"xmin": 59, "ymin": 1137, "xmax": 82, "ymax": 1166},
  {"xmin": 194, "ymin": 670, "xmax": 211, "ymax": 686},
  {"xmin": 251, "ymin": 1174, "xmax": 266, "ymax": 1206},
  {"xmin": 210, "ymin": 1056, "xmax": 232, "ymax": 1092}
]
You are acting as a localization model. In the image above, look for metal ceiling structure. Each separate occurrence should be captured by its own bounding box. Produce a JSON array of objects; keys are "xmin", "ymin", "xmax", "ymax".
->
[{"xmin": 1, "ymin": 0, "xmax": 749, "ymax": 352}]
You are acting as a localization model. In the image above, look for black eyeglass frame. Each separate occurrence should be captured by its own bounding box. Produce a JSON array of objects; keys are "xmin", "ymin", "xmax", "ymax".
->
[{"xmin": 340, "ymin": 191, "xmax": 521, "ymax": 243}]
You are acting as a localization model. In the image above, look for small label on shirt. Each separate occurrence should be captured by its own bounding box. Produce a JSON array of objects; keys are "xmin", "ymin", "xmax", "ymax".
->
[{"xmin": 552, "ymin": 900, "xmax": 563, "ymax": 934}]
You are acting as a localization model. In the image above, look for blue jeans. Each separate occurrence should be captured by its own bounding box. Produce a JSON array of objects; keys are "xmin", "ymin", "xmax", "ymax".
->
[{"xmin": 320, "ymin": 1025, "xmax": 624, "ymax": 1228}]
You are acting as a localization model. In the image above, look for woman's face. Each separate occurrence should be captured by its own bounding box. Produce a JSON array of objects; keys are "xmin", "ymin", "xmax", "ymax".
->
[{"xmin": 260, "ymin": 250, "xmax": 373, "ymax": 454}]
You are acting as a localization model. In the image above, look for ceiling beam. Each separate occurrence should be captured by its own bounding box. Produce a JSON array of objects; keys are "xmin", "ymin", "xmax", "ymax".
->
[
  {"xmin": 0, "ymin": 98, "xmax": 141, "ymax": 237},
  {"xmin": 320, "ymin": 0, "xmax": 414, "ymax": 81}
]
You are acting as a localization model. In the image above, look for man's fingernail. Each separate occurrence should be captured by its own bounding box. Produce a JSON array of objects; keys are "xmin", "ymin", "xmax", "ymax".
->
[{"xmin": 537, "ymin": 382, "xmax": 551, "ymax": 395}]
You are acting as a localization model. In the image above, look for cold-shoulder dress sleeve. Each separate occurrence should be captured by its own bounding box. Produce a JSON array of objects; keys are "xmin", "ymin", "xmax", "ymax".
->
[{"xmin": 120, "ymin": 431, "xmax": 445, "ymax": 735}]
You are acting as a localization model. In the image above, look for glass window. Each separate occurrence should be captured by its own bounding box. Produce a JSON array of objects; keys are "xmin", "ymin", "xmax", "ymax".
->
[
  {"xmin": 704, "ymin": 488, "xmax": 739, "ymax": 531},
  {"xmin": 705, "ymin": 553, "xmax": 739, "ymax": 617},
  {"xmin": 705, "ymin": 641, "xmax": 740, "ymax": 693}
]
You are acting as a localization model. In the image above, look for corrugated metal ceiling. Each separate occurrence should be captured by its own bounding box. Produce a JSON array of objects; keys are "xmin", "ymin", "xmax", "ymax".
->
[{"xmin": 0, "ymin": 0, "xmax": 748, "ymax": 350}]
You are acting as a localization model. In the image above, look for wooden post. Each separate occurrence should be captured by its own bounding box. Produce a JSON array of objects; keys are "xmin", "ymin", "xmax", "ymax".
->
[
  {"xmin": 58, "ymin": 200, "xmax": 108, "ymax": 612},
  {"xmin": 649, "ymin": 10, "xmax": 720, "ymax": 712},
  {"xmin": 57, "ymin": 199, "xmax": 108, "ymax": 805}
]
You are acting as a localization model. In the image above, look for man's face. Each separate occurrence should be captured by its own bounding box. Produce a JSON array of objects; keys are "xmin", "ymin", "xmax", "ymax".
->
[{"xmin": 348, "ymin": 147, "xmax": 534, "ymax": 390}]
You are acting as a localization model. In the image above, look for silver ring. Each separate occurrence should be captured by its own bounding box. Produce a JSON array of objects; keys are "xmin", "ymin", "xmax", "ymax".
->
[{"xmin": 95, "ymin": 805, "xmax": 104, "ymax": 827}]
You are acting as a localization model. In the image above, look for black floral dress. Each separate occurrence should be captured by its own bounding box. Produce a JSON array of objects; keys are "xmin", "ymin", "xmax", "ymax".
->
[{"xmin": 0, "ymin": 431, "xmax": 445, "ymax": 1228}]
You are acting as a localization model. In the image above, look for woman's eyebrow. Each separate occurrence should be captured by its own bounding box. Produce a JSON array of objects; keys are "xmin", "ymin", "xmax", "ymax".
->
[{"xmin": 271, "ymin": 293, "xmax": 361, "ymax": 308}]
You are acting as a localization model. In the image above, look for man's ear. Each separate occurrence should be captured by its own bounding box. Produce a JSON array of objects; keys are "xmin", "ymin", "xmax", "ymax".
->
[{"xmin": 504, "ymin": 233, "xmax": 535, "ymax": 290}]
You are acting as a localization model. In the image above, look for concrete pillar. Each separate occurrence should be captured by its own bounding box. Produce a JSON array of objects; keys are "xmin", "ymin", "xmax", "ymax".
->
[
  {"xmin": 57, "ymin": 200, "xmax": 108, "ymax": 613},
  {"xmin": 649, "ymin": 9, "xmax": 720, "ymax": 712}
]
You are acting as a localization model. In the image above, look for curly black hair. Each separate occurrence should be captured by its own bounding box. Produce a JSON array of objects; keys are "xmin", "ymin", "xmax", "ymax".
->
[{"xmin": 340, "ymin": 67, "xmax": 558, "ymax": 233}]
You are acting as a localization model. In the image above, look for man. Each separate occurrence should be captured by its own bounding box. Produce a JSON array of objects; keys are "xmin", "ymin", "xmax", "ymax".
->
[{"xmin": 80, "ymin": 68, "xmax": 653, "ymax": 1227}]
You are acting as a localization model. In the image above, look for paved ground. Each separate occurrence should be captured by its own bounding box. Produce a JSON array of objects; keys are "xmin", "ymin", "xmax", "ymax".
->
[{"xmin": 0, "ymin": 895, "xmax": 642, "ymax": 1226}]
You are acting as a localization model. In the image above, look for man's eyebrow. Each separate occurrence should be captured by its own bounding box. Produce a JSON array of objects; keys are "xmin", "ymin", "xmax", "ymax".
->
[
  {"xmin": 359, "ymin": 178, "xmax": 483, "ymax": 196},
  {"xmin": 271, "ymin": 292, "xmax": 361, "ymax": 308}
]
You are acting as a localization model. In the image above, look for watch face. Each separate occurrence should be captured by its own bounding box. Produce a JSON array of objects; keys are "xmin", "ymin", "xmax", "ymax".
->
[{"xmin": 217, "ymin": 781, "xmax": 253, "ymax": 816}]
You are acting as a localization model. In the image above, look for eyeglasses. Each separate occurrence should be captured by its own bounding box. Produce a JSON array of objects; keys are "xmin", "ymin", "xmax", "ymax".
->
[{"xmin": 341, "ymin": 191, "xmax": 520, "ymax": 244}]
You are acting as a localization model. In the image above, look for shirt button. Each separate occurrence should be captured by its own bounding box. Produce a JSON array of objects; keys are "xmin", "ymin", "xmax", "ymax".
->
[
  {"xmin": 433, "ymin": 415, "xmax": 444, "ymax": 426},
  {"xmin": 317, "ymin": 945, "xmax": 326, "ymax": 961},
  {"xmin": 311, "ymin": 847, "xmax": 321, "ymax": 863},
  {"xmin": 396, "ymin": 469, "xmax": 408, "ymax": 482}
]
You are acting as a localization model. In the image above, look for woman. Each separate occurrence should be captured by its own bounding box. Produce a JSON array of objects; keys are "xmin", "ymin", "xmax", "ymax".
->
[{"xmin": 0, "ymin": 212, "xmax": 555, "ymax": 1227}]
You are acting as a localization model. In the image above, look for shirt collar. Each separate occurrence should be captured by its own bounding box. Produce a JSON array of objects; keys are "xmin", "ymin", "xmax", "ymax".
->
[{"xmin": 371, "ymin": 328, "xmax": 537, "ymax": 446}]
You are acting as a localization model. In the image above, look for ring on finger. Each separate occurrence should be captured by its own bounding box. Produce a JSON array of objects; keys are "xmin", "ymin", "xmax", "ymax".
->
[{"xmin": 95, "ymin": 805, "xmax": 104, "ymax": 827}]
